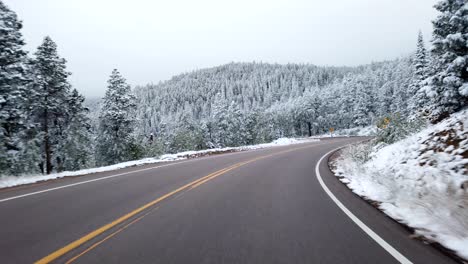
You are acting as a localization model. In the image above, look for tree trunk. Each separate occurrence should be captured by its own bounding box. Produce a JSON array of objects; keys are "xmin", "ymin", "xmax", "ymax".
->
[
  {"xmin": 307, "ymin": 122, "xmax": 312, "ymax": 137},
  {"xmin": 44, "ymin": 107, "xmax": 52, "ymax": 174}
]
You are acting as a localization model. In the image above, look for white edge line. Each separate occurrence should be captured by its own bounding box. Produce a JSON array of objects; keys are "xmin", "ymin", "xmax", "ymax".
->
[
  {"xmin": 0, "ymin": 140, "xmax": 324, "ymax": 203},
  {"xmin": 315, "ymin": 146, "xmax": 413, "ymax": 264},
  {"xmin": 0, "ymin": 144, "xmax": 271, "ymax": 203},
  {"xmin": 0, "ymin": 161, "xmax": 188, "ymax": 203}
]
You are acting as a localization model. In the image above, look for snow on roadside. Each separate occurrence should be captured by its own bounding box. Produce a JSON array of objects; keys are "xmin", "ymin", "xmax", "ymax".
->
[
  {"xmin": 333, "ymin": 110, "xmax": 468, "ymax": 260},
  {"xmin": 0, "ymin": 137, "xmax": 316, "ymax": 189},
  {"xmin": 311, "ymin": 126, "xmax": 377, "ymax": 138}
]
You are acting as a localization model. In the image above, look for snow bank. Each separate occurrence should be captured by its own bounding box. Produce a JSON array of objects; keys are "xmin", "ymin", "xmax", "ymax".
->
[
  {"xmin": 335, "ymin": 126, "xmax": 377, "ymax": 136},
  {"xmin": 333, "ymin": 110, "xmax": 468, "ymax": 260},
  {"xmin": 0, "ymin": 137, "xmax": 314, "ymax": 189},
  {"xmin": 311, "ymin": 126, "xmax": 377, "ymax": 138}
]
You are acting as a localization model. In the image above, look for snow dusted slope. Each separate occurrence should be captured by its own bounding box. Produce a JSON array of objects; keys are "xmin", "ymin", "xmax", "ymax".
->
[
  {"xmin": 333, "ymin": 110, "xmax": 468, "ymax": 260},
  {"xmin": 311, "ymin": 126, "xmax": 377, "ymax": 138},
  {"xmin": 0, "ymin": 138, "xmax": 313, "ymax": 189}
]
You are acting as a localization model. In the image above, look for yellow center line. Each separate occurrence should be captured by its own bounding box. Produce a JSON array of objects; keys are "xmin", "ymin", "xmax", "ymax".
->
[
  {"xmin": 35, "ymin": 141, "xmax": 328, "ymax": 264},
  {"xmin": 65, "ymin": 206, "xmax": 160, "ymax": 264},
  {"xmin": 189, "ymin": 162, "xmax": 244, "ymax": 190},
  {"xmin": 34, "ymin": 165, "xmax": 238, "ymax": 264}
]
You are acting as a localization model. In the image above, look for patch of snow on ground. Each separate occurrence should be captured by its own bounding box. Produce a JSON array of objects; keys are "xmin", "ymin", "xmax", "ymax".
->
[
  {"xmin": 0, "ymin": 137, "xmax": 315, "ymax": 189},
  {"xmin": 311, "ymin": 126, "xmax": 377, "ymax": 138},
  {"xmin": 333, "ymin": 110, "xmax": 468, "ymax": 260}
]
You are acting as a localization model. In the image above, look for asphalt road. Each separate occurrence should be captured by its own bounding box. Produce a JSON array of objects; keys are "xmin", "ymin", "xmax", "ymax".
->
[{"xmin": 0, "ymin": 138, "xmax": 458, "ymax": 264}]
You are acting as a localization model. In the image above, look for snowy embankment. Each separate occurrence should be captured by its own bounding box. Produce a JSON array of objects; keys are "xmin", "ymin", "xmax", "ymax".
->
[
  {"xmin": 0, "ymin": 137, "xmax": 314, "ymax": 189},
  {"xmin": 333, "ymin": 110, "xmax": 468, "ymax": 260},
  {"xmin": 311, "ymin": 125, "xmax": 376, "ymax": 138}
]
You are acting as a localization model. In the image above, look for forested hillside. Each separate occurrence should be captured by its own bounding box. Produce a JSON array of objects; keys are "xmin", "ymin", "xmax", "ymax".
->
[
  {"xmin": 1, "ymin": 0, "xmax": 466, "ymax": 176},
  {"xmin": 132, "ymin": 59, "xmax": 415, "ymax": 152}
]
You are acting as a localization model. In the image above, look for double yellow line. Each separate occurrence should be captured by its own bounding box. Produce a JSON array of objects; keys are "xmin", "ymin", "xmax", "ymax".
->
[{"xmin": 35, "ymin": 142, "xmax": 323, "ymax": 264}]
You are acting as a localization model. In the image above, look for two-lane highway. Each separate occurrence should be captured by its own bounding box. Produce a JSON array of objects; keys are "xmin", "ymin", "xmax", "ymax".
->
[{"xmin": 0, "ymin": 138, "xmax": 457, "ymax": 263}]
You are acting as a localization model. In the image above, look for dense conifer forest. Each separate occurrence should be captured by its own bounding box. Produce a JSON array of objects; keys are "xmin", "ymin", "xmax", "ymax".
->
[{"xmin": 1, "ymin": 0, "xmax": 466, "ymax": 175}]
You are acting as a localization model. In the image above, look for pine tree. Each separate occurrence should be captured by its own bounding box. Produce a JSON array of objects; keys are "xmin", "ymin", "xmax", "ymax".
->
[
  {"xmin": 242, "ymin": 109, "xmax": 261, "ymax": 145},
  {"xmin": 31, "ymin": 36, "xmax": 72, "ymax": 174},
  {"xmin": 424, "ymin": 0, "xmax": 468, "ymax": 121},
  {"xmin": 294, "ymin": 92, "xmax": 320, "ymax": 136},
  {"xmin": 56, "ymin": 89, "xmax": 93, "ymax": 171},
  {"xmin": 415, "ymin": 31, "xmax": 428, "ymax": 80},
  {"xmin": 353, "ymin": 77, "xmax": 373, "ymax": 127},
  {"xmin": 0, "ymin": 1, "xmax": 31, "ymax": 174},
  {"xmin": 410, "ymin": 31, "xmax": 430, "ymax": 114},
  {"xmin": 96, "ymin": 69, "xmax": 139, "ymax": 165},
  {"xmin": 226, "ymin": 101, "xmax": 245, "ymax": 146},
  {"xmin": 168, "ymin": 109, "xmax": 205, "ymax": 152},
  {"xmin": 336, "ymin": 78, "xmax": 355, "ymax": 129},
  {"xmin": 210, "ymin": 93, "xmax": 229, "ymax": 147},
  {"xmin": 379, "ymin": 81, "xmax": 394, "ymax": 117},
  {"xmin": 392, "ymin": 58, "xmax": 413, "ymax": 115}
]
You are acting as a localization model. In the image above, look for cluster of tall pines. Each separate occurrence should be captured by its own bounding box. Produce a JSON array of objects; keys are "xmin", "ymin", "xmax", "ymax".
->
[
  {"xmin": 0, "ymin": 2, "xmax": 93, "ymax": 175},
  {"xmin": 0, "ymin": 1, "xmax": 137, "ymax": 175},
  {"xmin": 1, "ymin": 0, "xmax": 467, "ymax": 176}
]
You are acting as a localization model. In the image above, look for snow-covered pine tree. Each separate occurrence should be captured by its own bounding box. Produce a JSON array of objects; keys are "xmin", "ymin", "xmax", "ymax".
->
[
  {"xmin": 336, "ymin": 77, "xmax": 355, "ymax": 129},
  {"xmin": 225, "ymin": 101, "xmax": 245, "ymax": 146},
  {"xmin": 353, "ymin": 77, "xmax": 373, "ymax": 127},
  {"xmin": 210, "ymin": 93, "xmax": 229, "ymax": 147},
  {"xmin": 391, "ymin": 58, "xmax": 413, "ymax": 115},
  {"xmin": 410, "ymin": 31, "xmax": 430, "ymax": 114},
  {"xmin": 415, "ymin": 32, "xmax": 429, "ymax": 80},
  {"xmin": 96, "ymin": 69, "xmax": 140, "ymax": 166},
  {"xmin": 168, "ymin": 109, "xmax": 204, "ymax": 152},
  {"xmin": 242, "ymin": 109, "xmax": 261, "ymax": 145},
  {"xmin": 0, "ymin": 1, "xmax": 32, "ymax": 175},
  {"xmin": 293, "ymin": 92, "xmax": 319, "ymax": 137},
  {"xmin": 379, "ymin": 81, "xmax": 394, "ymax": 117},
  {"xmin": 56, "ymin": 89, "xmax": 93, "ymax": 171},
  {"xmin": 30, "ymin": 36, "xmax": 72, "ymax": 174},
  {"xmin": 423, "ymin": 0, "xmax": 468, "ymax": 121}
]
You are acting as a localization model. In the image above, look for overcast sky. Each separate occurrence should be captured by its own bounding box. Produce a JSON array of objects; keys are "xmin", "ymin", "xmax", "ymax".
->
[{"xmin": 6, "ymin": 0, "xmax": 437, "ymax": 98}]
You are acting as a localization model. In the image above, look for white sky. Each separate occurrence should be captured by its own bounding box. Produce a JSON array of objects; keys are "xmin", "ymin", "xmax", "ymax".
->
[{"xmin": 5, "ymin": 0, "xmax": 437, "ymax": 98}]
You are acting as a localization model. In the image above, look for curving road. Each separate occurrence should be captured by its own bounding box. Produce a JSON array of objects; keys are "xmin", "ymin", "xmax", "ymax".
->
[{"xmin": 0, "ymin": 138, "xmax": 457, "ymax": 264}]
